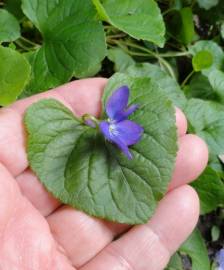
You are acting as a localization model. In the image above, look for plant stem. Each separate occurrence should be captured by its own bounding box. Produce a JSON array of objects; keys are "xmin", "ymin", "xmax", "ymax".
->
[
  {"xmin": 121, "ymin": 40, "xmax": 176, "ymax": 79},
  {"xmin": 14, "ymin": 40, "xmax": 30, "ymax": 51},
  {"xmin": 181, "ymin": 70, "xmax": 195, "ymax": 87},
  {"xmin": 20, "ymin": 36, "xmax": 40, "ymax": 47},
  {"xmin": 158, "ymin": 51, "xmax": 191, "ymax": 57}
]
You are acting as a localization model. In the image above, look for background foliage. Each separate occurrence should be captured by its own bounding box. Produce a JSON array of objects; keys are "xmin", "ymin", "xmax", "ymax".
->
[{"xmin": 1, "ymin": 0, "xmax": 224, "ymax": 268}]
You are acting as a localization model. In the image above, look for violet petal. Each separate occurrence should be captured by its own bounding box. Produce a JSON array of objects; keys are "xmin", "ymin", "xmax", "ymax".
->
[
  {"xmin": 99, "ymin": 120, "xmax": 133, "ymax": 159},
  {"xmin": 106, "ymin": 86, "xmax": 129, "ymax": 120},
  {"xmin": 115, "ymin": 120, "xmax": 144, "ymax": 146},
  {"xmin": 114, "ymin": 104, "xmax": 139, "ymax": 122}
]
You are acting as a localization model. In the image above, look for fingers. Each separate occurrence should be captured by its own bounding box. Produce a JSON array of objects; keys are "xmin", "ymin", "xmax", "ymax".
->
[
  {"xmin": 175, "ymin": 107, "xmax": 187, "ymax": 137},
  {"xmin": 0, "ymin": 163, "xmax": 19, "ymax": 233},
  {"xmin": 46, "ymin": 141, "xmax": 205, "ymax": 268},
  {"xmin": 47, "ymin": 207, "xmax": 129, "ymax": 267},
  {"xmin": 169, "ymin": 134, "xmax": 208, "ymax": 190},
  {"xmin": 80, "ymin": 185, "xmax": 199, "ymax": 270},
  {"xmin": 16, "ymin": 169, "xmax": 61, "ymax": 216}
]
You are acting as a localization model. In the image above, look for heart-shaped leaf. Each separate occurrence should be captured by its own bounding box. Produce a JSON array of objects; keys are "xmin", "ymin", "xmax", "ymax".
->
[
  {"xmin": 92, "ymin": 0, "xmax": 165, "ymax": 47},
  {"xmin": 22, "ymin": 0, "xmax": 106, "ymax": 94},
  {"xmin": 25, "ymin": 74, "xmax": 177, "ymax": 224}
]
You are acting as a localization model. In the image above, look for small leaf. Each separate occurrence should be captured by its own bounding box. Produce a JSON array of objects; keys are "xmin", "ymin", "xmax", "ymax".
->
[
  {"xmin": 125, "ymin": 63, "xmax": 187, "ymax": 109},
  {"xmin": 0, "ymin": 9, "xmax": 20, "ymax": 42},
  {"xmin": 211, "ymin": 225, "xmax": 220, "ymax": 242},
  {"xmin": 0, "ymin": 46, "xmax": 31, "ymax": 106},
  {"xmin": 108, "ymin": 48, "xmax": 135, "ymax": 72},
  {"xmin": 166, "ymin": 253, "xmax": 183, "ymax": 270},
  {"xmin": 25, "ymin": 74, "xmax": 178, "ymax": 224},
  {"xmin": 22, "ymin": 0, "xmax": 106, "ymax": 94},
  {"xmin": 192, "ymin": 50, "xmax": 213, "ymax": 71},
  {"xmin": 189, "ymin": 40, "xmax": 224, "ymax": 76},
  {"xmin": 180, "ymin": 229, "xmax": 210, "ymax": 270},
  {"xmin": 197, "ymin": 0, "xmax": 219, "ymax": 10},
  {"xmin": 92, "ymin": 0, "xmax": 165, "ymax": 47},
  {"xmin": 192, "ymin": 167, "xmax": 224, "ymax": 214}
]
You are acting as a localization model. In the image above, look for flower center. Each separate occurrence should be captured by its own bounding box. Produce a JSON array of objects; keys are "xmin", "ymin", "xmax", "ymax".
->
[{"xmin": 109, "ymin": 123, "xmax": 119, "ymax": 136}]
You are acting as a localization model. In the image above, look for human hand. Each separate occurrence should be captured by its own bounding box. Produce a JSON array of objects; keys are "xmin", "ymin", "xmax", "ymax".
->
[{"xmin": 0, "ymin": 78, "xmax": 208, "ymax": 270}]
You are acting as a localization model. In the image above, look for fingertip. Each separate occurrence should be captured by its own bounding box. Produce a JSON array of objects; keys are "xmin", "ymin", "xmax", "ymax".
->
[
  {"xmin": 56, "ymin": 78, "xmax": 107, "ymax": 117},
  {"xmin": 175, "ymin": 107, "xmax": 188, "ymax": 137},
  {"xmin": 149, "ymin": 185, "xmax": 200, "ymax": 254},
  {"xmin": 169, "ymin": 134, "xmax": 209, "ymax": 190}
]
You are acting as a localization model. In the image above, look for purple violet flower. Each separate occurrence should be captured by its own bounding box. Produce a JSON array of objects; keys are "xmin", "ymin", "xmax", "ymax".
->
[
  {"xmin": 216, "ymin": 249, "xmax": 224, "ymax": 270},
  {"xmin": 99, "ymin": 85, "xmax": 144, "ymax": 159}
]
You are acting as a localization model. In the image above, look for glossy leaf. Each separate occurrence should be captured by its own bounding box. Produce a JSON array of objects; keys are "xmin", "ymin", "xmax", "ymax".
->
[
  {"xmin": 25, "ymin": 75, "xmax": 177, "ymax": 224},
  {"xmin": 180, "ymin": 229, "xmax": 210, "ymax": 270},
  {"xmin": 22, "ymin": 0, "xmax": 106, "ymax": 94},
  {"xmin": 0, "ymin": 9, "xmax": 20, "ymax": 42},
  {"xmin": 92, "ymin": 0, "xmax": 165, "ymax": 47},
  {"xmin": 0, "ymin": 46, "xmax": 31, "ymax": 106}
]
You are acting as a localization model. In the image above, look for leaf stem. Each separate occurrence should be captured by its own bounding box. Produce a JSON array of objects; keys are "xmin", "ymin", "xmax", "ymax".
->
[
  {"xmin": 20, "ymin": 36, "xmax": 40, "ymax": 47},
  {"xmin": 121, "ymin": 40, "xmax": 176, "ymax": 79},
  {"xmin": 82, "ymin": 114, "xmax": 99, "ymax": 128},
  {"xmin": 181, "ymin": 70, "xmax": 195, "ymax": 87}
]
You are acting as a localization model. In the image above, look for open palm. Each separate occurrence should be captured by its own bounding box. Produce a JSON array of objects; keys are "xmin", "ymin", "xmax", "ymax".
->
[{"xmin": 0, "ymin": 78, "xmax": 208, "ymax": 270}]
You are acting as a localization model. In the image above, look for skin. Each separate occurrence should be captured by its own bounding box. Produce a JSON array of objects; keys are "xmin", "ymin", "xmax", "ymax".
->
[{"xmin": 0, "ymin": 78, "xmax": 208, "ymax": 270}]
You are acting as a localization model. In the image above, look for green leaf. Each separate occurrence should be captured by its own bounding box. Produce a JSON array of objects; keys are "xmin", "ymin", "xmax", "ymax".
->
[
  {"xmin": 125, "ymin": 63, "xmax": 187, "ymax": 109},
  {"xmin": 184, "ymin": 98, "xmax": 224, "ymax": 166},
  {"xmin": 108, "ymin": 48, "xmax": 135, "ymax": 72},
  {"xmin": 189, "ymin": 41, "xmax": 224, "ymax": 76},
  {"xmin": 192, "ymin": 50, "xmax": 213, "ymax": 71},
  {"xmin": 0, "ymin": 9, "xmax": 20, "ymax": 42},
  {"xmin": 185, "ymin": 73, "xmax": 218, "ymax": 101},
  {"xmin": 168, "ymin": 8, "xmax": 195, "ymax": 45},
  {"xmin": 180, "ymin": 229, "xmax": 210, "ymax": 270},
  {"xmin": 191, "ymin": 167, "xmax": 224, "ymax": 214},
  {"xmin": 0, "ymin": 46, "xmax": 31, "ymax": 106},
  {"xmin": 178, "ymin": 8, "xmax": 195, "ymax": 45},
  {"xmin": 92, "ymin": 0, "xmax": 165, "ymax": 47},
  {"xmin": 166, "ymin": 253, "xmax": 183, "ymax": 270},
  {"xmin": 208, "ymin": 69, "xmax": 224, "ymax": 103},
  {"xmin": 22, "ymin": 0, "xmax": 106, "ymax": 94},
  {"xmin": 5, "ymin": 0, "xmax": 24, "ymax": 20},
  {"xmin": 25, "ymin": 74, "xmax": 178, "ymax": 224},
  {"xmin": 197, "ymin": 0, "xmax": 219, "ymax": 10}
]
